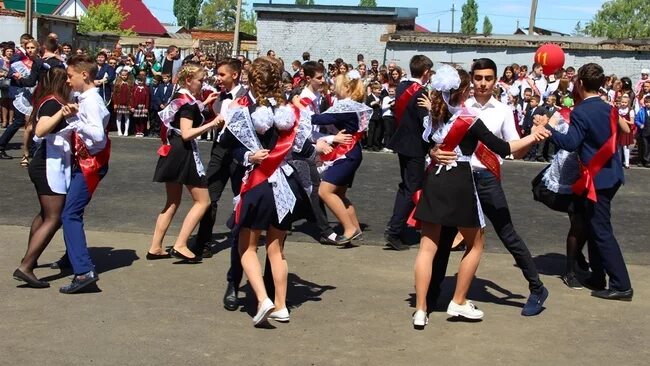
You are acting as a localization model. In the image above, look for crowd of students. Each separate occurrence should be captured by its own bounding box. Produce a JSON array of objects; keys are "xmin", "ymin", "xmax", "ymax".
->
[{"xmin": 2, "ymin": 33, "xmax": 635, "ymax": 330}]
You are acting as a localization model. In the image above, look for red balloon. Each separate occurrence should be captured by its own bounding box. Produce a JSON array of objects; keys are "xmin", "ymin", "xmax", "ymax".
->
[{"xmin": 534, "ymin": 44, "xmax": 565, "ymax": 76}]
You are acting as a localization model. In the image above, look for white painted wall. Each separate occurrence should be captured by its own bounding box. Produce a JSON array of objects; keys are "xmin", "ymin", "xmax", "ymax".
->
[
  {"xmin": 385, "ymin": 42, "xmax": 650, "ymax": 79},
  {"xmin": 257, "ymin": 18, "xmax": 391, "ymax": 63}
]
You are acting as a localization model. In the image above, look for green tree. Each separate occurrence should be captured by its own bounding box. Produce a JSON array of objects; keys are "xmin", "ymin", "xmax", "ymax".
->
[
  {"xmin": 359, "ymin": 0, "xmax": 377, "ymax": 6},
  {"xmin": 585, "ymin": 0, "xmax": 650, "ymax": 38},
  {"xmin": 199, "ymin": 0, "xmax": 237, "ymax": 31},
  {"xmin": 174, "ymin": 0, "xmax": 202, "ymax": 29},
  {"xmin": 240, "ymin": 9, "xmax": 257, "ymax": 36},
  {"xmin": 482, "ymin": 16, "xmax": 493, "ymax": 36},
  {"xmin": 77, "ymin": 0, "xmax": 134, "ymax": 35},
  {"xmin": 460, "ymin": 0, "xmax": 478, "ymax": 35},
  {"xmin": 295, "ymin": 0, "xmax": 315, "ymax": 5}
]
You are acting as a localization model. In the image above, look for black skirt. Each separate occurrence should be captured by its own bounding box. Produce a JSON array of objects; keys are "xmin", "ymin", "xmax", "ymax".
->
[
  {"xmin": 28, "ymin": 144, "xmax": 63, "ymax": 196},
  {"xmin": 238, "ymin": 172, "xmax": 313, "ymax": 231},
  {"xmin": 413, "ymin": 162, "xmax": 481, "ymax": 228},
  {"xmin": 153, "ymin": 134, "xmax": 206, "ymax": 187}
]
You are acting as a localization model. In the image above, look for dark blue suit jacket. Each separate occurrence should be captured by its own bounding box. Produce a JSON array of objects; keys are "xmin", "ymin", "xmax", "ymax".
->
[
  {"xmin": 153, "ymin": 82, "xmax": 174, "ymax": 111},
  {"xmin": 549, "ymin": 96, "xmax": 624, "ymax": 190}
]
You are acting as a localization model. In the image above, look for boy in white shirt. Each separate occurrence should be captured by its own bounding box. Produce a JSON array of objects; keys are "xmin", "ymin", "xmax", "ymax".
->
[{"xmin": 381, "ymin": 85, "xmax": 396, "ymax": 152}]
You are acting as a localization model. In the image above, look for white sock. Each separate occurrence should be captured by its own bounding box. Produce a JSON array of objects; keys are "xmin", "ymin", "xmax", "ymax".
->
[
  {"xmin": 623, "ymin": 146, "xmax": 630, "ymax": 166},
  {"xmin": 116, "ymin": 113, "xmax": 123, "ymax": 135},
  {"xmin": 124, "ymin": 117, "xmax": 130, "ymax": 136}
]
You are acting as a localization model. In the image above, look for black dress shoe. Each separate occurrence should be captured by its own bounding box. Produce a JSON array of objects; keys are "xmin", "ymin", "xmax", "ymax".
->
[
  {"xmin": 592, "ymin": 288, "xmax": 633, "ymax": 301},
  {"xmin": 0, "ymin": 150, "xmax": 12, "ymax": 159},
  {"xmin": 59, "ymin": 270, "xmax": 99, "ymax": 294},
  {"xmin": 146, "ymin": 251, "xmax": 171, "ymax": 260},
  {"xmin": 223, "ymin": 282, "xmax": 239, "ymax": 311},
  {"xmin": 384, "ymin": 232, "xmax": 409, "ymax": 251},
  {"xmin": 170, "ymin": 248, "xmax": 202, "ymax": 263},
  {"xmin": 13, "ymin": 269, "xmax": 50, "ymax": 288},
  {"xmin": 581, "ymin": 276, "xmax": 606, "ymax": 291}
]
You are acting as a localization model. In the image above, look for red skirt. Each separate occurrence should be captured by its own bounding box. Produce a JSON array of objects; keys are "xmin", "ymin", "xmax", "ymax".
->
[{"xmin": 618, "ymin": 124, "xmax": 636, "ymax": 146}]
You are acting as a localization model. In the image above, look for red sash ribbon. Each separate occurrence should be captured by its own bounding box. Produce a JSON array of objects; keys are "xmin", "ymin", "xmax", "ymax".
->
[
  {"xmin": 300, "ymin": 97, "xmax": 318, "ymax": 112},
  {"xmin": 475, "ymin": 143, "xmax": 501, "ymax": 180},
  {"xmin": 394, "ymin": 82, "xmax": 422, "ymax": 125},
  {"xmin": 571, "ymin": 107, "xmax": 618, "ymax": 202},
  {"xmin": 234, "ymin": 105, "xmax": 300, "ymax": 224},
  {"xmin": 320, "ymin": 132, "xmax": 364, "ymax": 162},
  {"xmin": 406, "ymin": 113, "xmax": 475, "ymax": 229},
  {"xmin": 157, "ymin": 93, "xmax": 195, "ymax": 157},
  {"xmin": 73, "ymin": 134, "xmax": 110, "ymax": 195}
]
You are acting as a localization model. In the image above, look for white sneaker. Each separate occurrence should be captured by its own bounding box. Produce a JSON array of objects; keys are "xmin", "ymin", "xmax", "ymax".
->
[
  {"xmin": 447, "ymin": 300, "xmax": 484, "ymax": 319},
  {"xmin": 269, "ymin": 307, "xmax": 290, "ymax": 322},
  {"xmin": 253, "ymin": 298, "xmax": 275, "ymax": 326},
  {"xmin": 412, "ymin": 309, "xmax": 428, "ymax": 329}
]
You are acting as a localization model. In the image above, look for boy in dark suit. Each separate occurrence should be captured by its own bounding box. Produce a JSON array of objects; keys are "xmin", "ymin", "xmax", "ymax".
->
[
  {"xmin": 385, "ymin": 55, "xmax": 433, "ymax": 250},
  {"xmin": 150, "ymin": 73, "xmax": 174, "ymax": 137},
  {"xmin": 545, "ymin": 63, "xmax": 632, "ymax": 301}
]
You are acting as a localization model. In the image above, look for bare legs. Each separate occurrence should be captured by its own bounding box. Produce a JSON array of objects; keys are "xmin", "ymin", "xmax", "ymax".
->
[
  {"xmin": 18, "ymin": 194, "xmax": 65, "ymax": 280},
  {"xmin": 414, "ymin": 222, "xmax": 484, "ymax": 312},
  {"xmin": 318, "ymin": 182, "xmax": 361, "ymax": 238},
  {"xmin": 149, "ymin": 183, "xmax": 210, "ymax": 259},
  {"xmin": 239, "ymin": 226, "xmax": 288, "ymax": 311}
]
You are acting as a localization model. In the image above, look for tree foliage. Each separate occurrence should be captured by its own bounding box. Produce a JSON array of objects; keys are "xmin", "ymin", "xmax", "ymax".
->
[
  {"xmin": 78, "ymin": 0, "xmax": 133, "ymax": 35},
  {"xmin": 197, "ymin": 0, "xmax": 257, "ymax": 35},
  {"xmin": 585, "ymin": 0, "xmax": 650, "ymax": 38},
  {"xmin": 460, "ymin": 0, "xmax": 478, "ymax": 35},
  {"xmin": 359, "ymin": 0, "xmax": 377, "ymax": 6},
  {"xmin": 482, "ymin": 16, "xmax": 493, "ymax": 36},
  {"xmin": 295, "ymin": 0, "xmax": 315, "ymax": 5},
  {"xmin": 174, "ymin": 0, "xmax": 202, "ymax": 29}
]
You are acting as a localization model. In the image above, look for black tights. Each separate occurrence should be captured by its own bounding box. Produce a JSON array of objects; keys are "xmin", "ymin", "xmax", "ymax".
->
[
  {"xmin": 19, "ymin": 194, "xmax": 65, "ymax": 276},
  {"xmin": 566, "ymin": 212, "xmax": 588, "ymax": 274}
]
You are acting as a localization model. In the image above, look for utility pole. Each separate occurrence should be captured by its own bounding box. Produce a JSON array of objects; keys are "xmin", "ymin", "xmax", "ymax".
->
[
  {"xmin": 451, "ymin": 3, "xmax": 455, "ymax": 33},
  {"xmin": 233, "ymin": 0, "xmax": 243, "ymax": 57},
  {"xmin": 437, "ymin": 19, "xmax": 440, "ymax": 33},
  {"xmin": 25, "ymin": 0, "xmax": 33, "ymax": 35},
  {"xmin": 529, "ymin": 0, "xmax": 538, "ymax": 35}
]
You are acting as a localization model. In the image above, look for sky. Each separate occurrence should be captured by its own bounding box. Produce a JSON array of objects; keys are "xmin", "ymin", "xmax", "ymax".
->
[{"xmin": 144, "ymin": 0, "xmax": 608, "ymax": 35}]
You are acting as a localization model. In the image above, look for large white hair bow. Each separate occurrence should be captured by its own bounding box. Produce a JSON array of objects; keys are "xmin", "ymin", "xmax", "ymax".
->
[{"xmin": 430, "ymin": 64, "xmax": 461, "ymax": 92}]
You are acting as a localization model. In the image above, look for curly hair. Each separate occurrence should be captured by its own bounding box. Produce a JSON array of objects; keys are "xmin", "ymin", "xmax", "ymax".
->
[
  {"xmin": 250, "ymin": 56, "xmax": 285, "ymax": 107},
  {"xmin": 429, "ymin": 67, "xmax": 470, "ymax": 123},
  {"xmin": 176, "ymin": 63, "xmax": 203, "ymax": 89}
]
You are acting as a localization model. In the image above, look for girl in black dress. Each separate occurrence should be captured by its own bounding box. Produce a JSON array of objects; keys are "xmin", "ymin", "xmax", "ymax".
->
[
  {"xmin": 13, "ymin": 67, "xmax": 73, "ymax": 288},
  {"xmin": 149, "ymin": 64, "xmax": 219, "ymax": 262},
  {"xmin": 310, "ymin": 72, "xmax": 372, "ymax": 242},
  {"xmin": 227, "ymin": 57, "xmax": 314, "ymax": 326},
  {"xmin": 411, "ymin": 66, "xmax": 548, "ymax": 328}
]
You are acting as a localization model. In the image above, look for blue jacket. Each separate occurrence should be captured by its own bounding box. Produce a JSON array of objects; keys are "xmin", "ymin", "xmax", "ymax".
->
[
  {"xmin": 152, "ymin": 82, "xmax": 174, "ymax": 111},
  {"xmin": 549, "ymin": 96, "xmax": 624, "ymax": 190},
  {"xmin": 635, "ymin": 107, "xmax": 649, "ymax": 128},
  {"xmin": 95, "ymin": 64, "xmax": 116, "ymax": 103}
]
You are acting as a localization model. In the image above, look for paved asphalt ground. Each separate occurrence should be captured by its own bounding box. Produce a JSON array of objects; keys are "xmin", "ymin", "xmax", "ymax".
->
[{"xmin": 1, "ymin": 134, "xmax": 648, "ymax": 365}]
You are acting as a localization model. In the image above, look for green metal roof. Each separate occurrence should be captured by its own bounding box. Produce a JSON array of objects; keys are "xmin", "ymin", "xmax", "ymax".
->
[{"xmin": 4, "ymin": 0, "xmax": 63, "ymax": 15}]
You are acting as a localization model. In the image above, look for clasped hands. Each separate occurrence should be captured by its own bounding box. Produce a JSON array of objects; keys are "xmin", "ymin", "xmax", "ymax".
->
[{"xmin": 61, "ymin": 103, "xmax": 79, "ymax": 118}]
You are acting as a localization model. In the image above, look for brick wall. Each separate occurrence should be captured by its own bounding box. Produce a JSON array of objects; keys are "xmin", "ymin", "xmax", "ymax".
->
[
  {"xmin": 257, "ymin": 18, "xmax": 391, "ymax": 64},
  {"xmin": 386, "ymin": 42, "xmax": 650, "ymax": 79}
]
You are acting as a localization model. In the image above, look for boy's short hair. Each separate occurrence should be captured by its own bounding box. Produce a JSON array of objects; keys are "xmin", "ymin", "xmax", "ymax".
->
[
  {"xmin": 302, "ymin": 51, "xmax": 310, "ymax": 61},
  {"xmin": 161, "ymin": 73, "xmax": 171, "ymax": 79},
  {"xmin": 20, "ymin": 33, "xmax": 33, "ymax": 43},
  {"xmin": 387, "ymin": 84, "xmax": 396, "ymax": 90},
  {"xmin": 67, "ymin": 54, "xmax": 98, "ymax": 79},
  {"xmin": 96, "ymin": 51, "xmax": 108, "ymax": 59},
  {"xmin": 216, "ymin": 58, "xmax": 242, "ymax": 75},
  {"xmin": 644, "ymin": 95, "xmax": 650, "ymax": 103},
  {"xmin": 302, "ymin": 61, "xmax": 325, "ymax": 78},
  {"xmin": 44, "ymin": 38, "xmax": 58, "ymax": 53},
  {"xmin": 577, "ymin": 63, "xmax": 605, "ymax": 93},
  {"xmin": 369, "ymin": 81, "xmax": 381, "ymax": 90},
  {"xmin": 153, "ymin": 74, "xmax": 162, "ymax": 83},
  {"xmin": 291, "ymin": 60, "xmax": 301, "ymax": 68},
  {"xmin": 409, "ymin": 55, "xmax": 433, "ymax": 79},
  {"xmin": 524, "ymin": 87, "xmax": 533, "ymax": 94},
  {"xmin": 530, "ymin": 95, "xmax": 541, "ymax": 103}
]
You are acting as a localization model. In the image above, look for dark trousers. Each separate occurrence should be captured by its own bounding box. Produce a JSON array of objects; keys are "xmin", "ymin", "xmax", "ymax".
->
[
  {"xmin": 585, "ymin": 184, "xmax": 631, "ymax": 291},
  {"xmin": 149, "ymin": 112, "xmax": 161, "ymax": 137},
  {"xmin": 428, "ymin": 169, "xmax": 544, "ymax": 305},
  {"xmin": 0, "ymin": 108, "xmax": 25, "ymax": 150},
  {"xmin": 367, "ymin": 118, "xmax": 384, "ymax": 149},
  {"xmin": 307, "ymin": 160, "xmax": 334, "ymax": 237},
  {"xmin": 534, "ymin": 140, "xmax": 556, "ymax": 161},
  {"xmin": 62, "ymin": 167, "xmax": 107, "ymax": 275},
  {"xmin": 386, "ymin": 154, "xmax": 425, "ymax": 237},
  {"xmin": 382, "ymin": 116, "xmax": 396, "ymax": 147},
  {"xmin": 640, "ymin": 133, "xmax": 650, "ymax": 165}
]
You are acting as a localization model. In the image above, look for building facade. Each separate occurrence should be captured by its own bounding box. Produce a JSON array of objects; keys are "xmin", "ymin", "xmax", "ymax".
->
[{"xmin": 254, "ymin": 3, "xmax": 417, "ymax": 64}]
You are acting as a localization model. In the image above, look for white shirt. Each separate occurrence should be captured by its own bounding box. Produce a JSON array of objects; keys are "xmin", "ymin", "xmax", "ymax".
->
[
  {"xmin": 382, "ymin": 96, "xmax": 395, "ymax": 117},
  {"xmin": 465, "ymin": 96, "xmax": 519, "ymax": 170},
  {"xmin": 219, "ymin": 84, "xmax": 242, "ymax": 117},
  {"xmin": 66, "ymin": 88, "xmax": 110, "ymax": 155}
]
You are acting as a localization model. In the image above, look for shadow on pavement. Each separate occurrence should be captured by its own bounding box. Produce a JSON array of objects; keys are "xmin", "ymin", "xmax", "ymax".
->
[
  {"xmin": 39, "ymin": 246, "xmax": 139, "ymax": 282},
  {"xmin": 406, "ymin": 276, "xmax": 526, "ymax": 312},
  {"xmin": 532, "ymin": 252, "xmax": 568, "ymax": 276}
]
